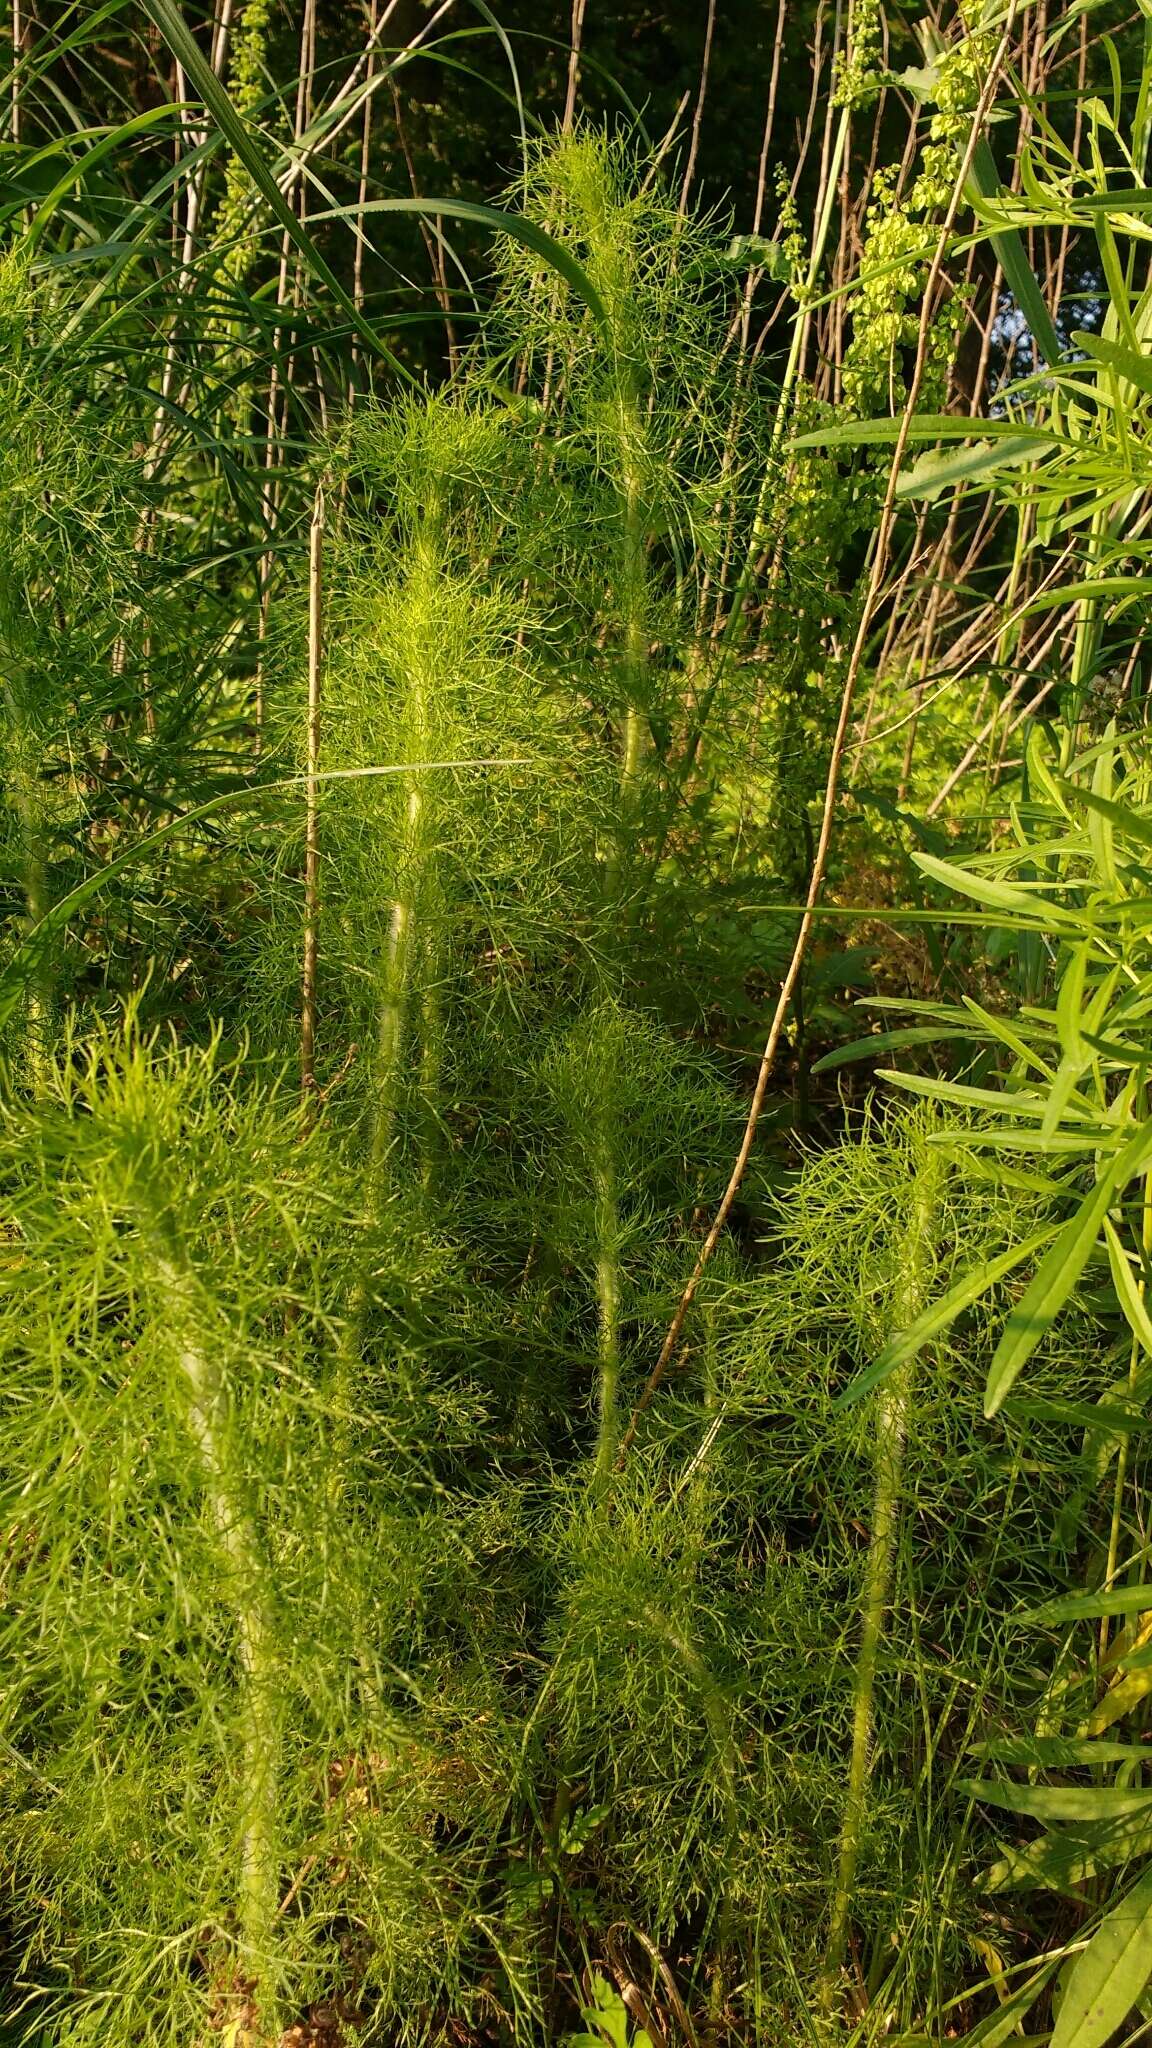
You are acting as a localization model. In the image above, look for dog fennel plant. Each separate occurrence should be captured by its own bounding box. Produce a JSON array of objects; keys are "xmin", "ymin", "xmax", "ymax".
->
[
  {"xmin": 0, "ymin": 1021, "xmax": 531, "ymax": 2043},
  {"xmin": 3, "ymin": 96, "xmax": 1131, "ymax": 2047},
  {"xmin": 820, "ymin": 1127, "xmax": 944, "ymax": 2010}
]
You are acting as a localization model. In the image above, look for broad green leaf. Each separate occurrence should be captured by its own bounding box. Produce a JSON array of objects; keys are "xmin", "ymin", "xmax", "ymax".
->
[
  {"xmin": 958, "ymin": 1779, "xmax": 1152, "ymax": 1822},
  {"xmin": 574, "ymin": 1973, "xmax": 653, "ymax": 2048},
  {"xmin": 896, "ymin": 434, "xmax": 1055, "ymax": 500},
  {"xmin": 835, "ymin": 1225, "xmax": 1061, "ymax": 1408},
  {"xmin": 1051, "ymin": 1862, "xmax": 1152, "ymax": 2048}
]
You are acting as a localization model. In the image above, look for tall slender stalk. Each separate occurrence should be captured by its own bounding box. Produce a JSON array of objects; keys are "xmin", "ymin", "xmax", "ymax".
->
[
  {"xmin": 590, "ymin": 1096, "xmax": 622, "ymax": 1490},
  {"xmin": 301, "ymin": 476, "xmax": 325, "ymax": 1108},
  {"xmin": 154, "ymin": 1252, "xmax": 281, "ymax": 2029},
  {"xmin": 366, "ymin": 553, "xmax": 437, "ymax": 1203},
  {"xmin": 2, "ymin": 659, "xmax": 49, "ymax": 1095},
  {"xmin": 820, "ymin": 1144, "xmax": 941, "ymax": 2009}
]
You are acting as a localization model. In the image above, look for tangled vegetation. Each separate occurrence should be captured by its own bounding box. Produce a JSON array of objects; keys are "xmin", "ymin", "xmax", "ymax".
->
[{"xmin": 3, "ymin": 2, "xmax": 1152, "ymax": 2044}]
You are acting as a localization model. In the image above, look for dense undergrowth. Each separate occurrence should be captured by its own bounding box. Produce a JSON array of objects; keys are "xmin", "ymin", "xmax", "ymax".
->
[{"xmin": 3, "ymin": 1, "xmax": 1152, "ymax": 2044}]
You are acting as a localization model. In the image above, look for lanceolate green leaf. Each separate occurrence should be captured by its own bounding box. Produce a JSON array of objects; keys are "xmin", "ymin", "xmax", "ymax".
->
[
  {"xmin": 1058, "ymin": 778, "xmax": 1152, "ymax": 855},
  {"xmin": 792, "ymin": 413, "xmax": 1069, "ymax": 453},
  {"xmin": 958, "ymin": 1780, "xmax": 1152, "ymax": 1823},
  {"xmin": 1075, "ymin": 331, "xmax": 1152, "ymax": 397},
  {"xmin": 1051, "ymin": 1862, "xmax": 1152, "ymax": 2048},
  {"xmin": 835, "ymin": 1225, "xmax": 1061, "ymax": 1408},
  {"xmin": 1026, "ymin": 1583, "xmax": 1152, "ymax": 1624},
  {"xmin": 896, "ymin": 435, "xmax": 1054, "ymax": 500},
  {"xmin": 985, "ymin": 1118, "xmax": 1152, "ymax": 1416},
  {"xmin": 1103, "ymin": 1216, "xmax": 1152, "ymax": 1356},
  {"xmin": 955, "ymin": 1964, "xmax": 1060, "ymax": 2047},
  {"xmin": 912, "ymin": 852, "xmax": 1082, "ymax": 925},
  {"xmin": 811, "ymin": 1026, "xmax": 987, "ymax": 1073},
  {"xmin": 1005, "ymin": 1392, "xmax": 1150, "ymax": 1435},
  {"xmin": 1024, "ymin": 575, "xmax": 1152, "ymax": 612},
  {"xmin": 967, "ymin": 138, "xmax": 1063, "ymax": 369}
]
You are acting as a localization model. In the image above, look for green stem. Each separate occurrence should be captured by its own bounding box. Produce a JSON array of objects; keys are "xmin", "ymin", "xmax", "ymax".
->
[
  {"xmin": 417, "ymin": 914, "xmax": 444, "ymax": 1199},
  {"xmin": 604, "ymin": 390, "xmax": 650, "ymax": 905},
  {"xmin": 821, "ymin": 1149, "xmax": 939, "ymax": 2013},
  {"xmin": 156, "ymin": 1256, "xmax": 280, "ymax": 2027},
  {"xmin": 591, "ymin": 1101, "xmax": 622, "ymax": 1489},
  {"xmin": 368, "ymin": 773, "xmax": 422, "ymax": 1199},
  {"xmin": 335, "ymin": 543, "xmax": 442, "ymax": 1451},
  {"xmin": 3, "ymin": 663, "xmax": 51, "ymax": 1093},
  {"xmin": 1063, "ymin": 500, "xmax": 1107, "ymax": 762}
]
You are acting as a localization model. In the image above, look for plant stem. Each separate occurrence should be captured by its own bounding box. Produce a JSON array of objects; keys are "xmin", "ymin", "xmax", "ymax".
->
[
  {"xmin": 591, "ymin": 1099, "xmax": 622, "ymax": 1489},
  {"xmin": 3, "ymin": 660, "xmax": 51, "ymax": 1094},
  {"xmin": 820, "ymin": 1148, "xmax": 940, "ymax": 2011},
  {"xmin": 604, "ymin": 386, "xmax": 650, "ymax": 906},
  {"xmin": 301, "ymin": 476, "xmax": 325, "ymax": 1109},
  {"xmin": 156, "ymin": 1255, "xmax": 280, "ymax": 2028}
]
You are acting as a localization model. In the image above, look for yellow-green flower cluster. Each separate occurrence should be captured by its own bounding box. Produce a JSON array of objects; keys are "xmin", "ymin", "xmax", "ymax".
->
[
  {"xmin": 214, "ymin": 0, "xmax": 276, "ymax": 285},
  {"xmin": 834, "ymin": 0, "xmax": 885, "ymax": 113}
]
